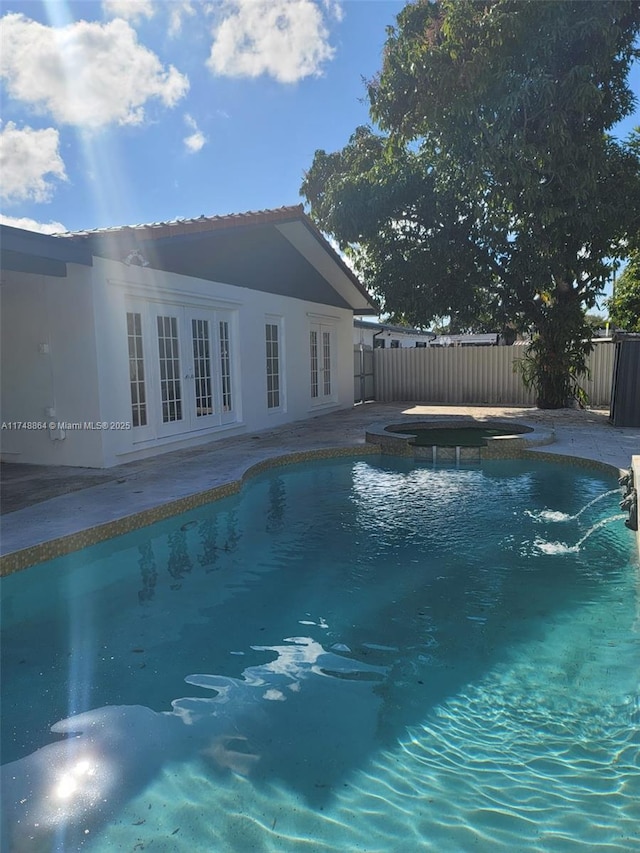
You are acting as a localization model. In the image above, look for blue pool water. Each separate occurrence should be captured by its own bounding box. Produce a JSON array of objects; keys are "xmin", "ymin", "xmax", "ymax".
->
[{"xmin": 1, "ymin": 457, "xmax": 639, "ymax": 852}]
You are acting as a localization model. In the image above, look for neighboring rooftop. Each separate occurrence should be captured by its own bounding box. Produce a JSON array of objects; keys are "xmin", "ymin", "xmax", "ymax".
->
[{"xmin": 354, "ymin": 319, "xmax": 436, "ymax": 339}]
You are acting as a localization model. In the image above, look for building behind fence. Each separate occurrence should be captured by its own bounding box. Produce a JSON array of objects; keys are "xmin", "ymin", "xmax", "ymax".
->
[{"xmin": 355, "ymin": 341, "xmax": 614, "ymax": 407}]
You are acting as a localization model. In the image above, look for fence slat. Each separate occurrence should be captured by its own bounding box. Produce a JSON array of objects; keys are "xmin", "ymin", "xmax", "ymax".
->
[{"xmin": 373, "ymin": 343, "xmax": 613, "ymax": 406}]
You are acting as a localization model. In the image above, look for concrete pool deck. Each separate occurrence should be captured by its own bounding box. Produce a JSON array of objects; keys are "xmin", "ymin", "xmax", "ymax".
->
[{"xmin": 1, "ymin": 403, "xmax": 639, "ymax": 574}]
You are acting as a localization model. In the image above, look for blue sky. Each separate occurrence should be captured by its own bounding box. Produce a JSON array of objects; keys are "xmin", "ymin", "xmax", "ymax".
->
[
  {"xmin": 1, "ymin": 0, "xmax": 638, "ymax": 241},
  {"xmin": 0, "ymin": 0, "xmax": 405, "ymax": 234}
]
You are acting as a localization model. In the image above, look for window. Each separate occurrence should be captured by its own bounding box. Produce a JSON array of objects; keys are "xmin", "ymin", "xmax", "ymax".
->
[
  {"xmin": 219, "ymin": 320, "xmax": 232, "ymax": 413},
  {"xmin": 192, "ymin": 319, "xmax": 213, "ymax": 417},
  {"xmin": 157, "ymin": 315, "xmax": 182, "ymax": 423},
  {"xmin": 309, "ymin": 320, "xmax": 335, "ymax": 404},
  {"xmin": 265, "ymin": 322, "xmax": 280, "ymax": 409},
  {"xmin": 390, "ymin": 339, "xmax": 400, "ymax": 348},
  {"xmin": 322, "ymin": 330, "xmax": 332, "ymax": 395},
  {"xmin": 310, "ymin": 329, "xmax": 319, "ymax": 399},
  {"xmin": 127, "ymin": 312, "xmax": 147, "ymax": 427}
]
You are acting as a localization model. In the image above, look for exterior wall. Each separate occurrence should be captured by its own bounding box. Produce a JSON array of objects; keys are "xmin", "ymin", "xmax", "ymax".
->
[
  {"xmin": 374, "ymin": 342, "xmax": 614, "ymax": 407},
  {"xmin": 1, "ymin": 266, "xmax": 104, "ymax": 466},
  {"xmin": 2, "ymin": 258, "xmax": 355, "ymax": 468},
  {"xmin": 91, "ymin": 257, "xmax": 355, "ymax": 467}
]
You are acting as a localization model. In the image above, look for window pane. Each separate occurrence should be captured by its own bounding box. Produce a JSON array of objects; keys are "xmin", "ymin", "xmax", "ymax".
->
[
  {"xmin": 127, "ymin": 312, "xmax": 147, "ymax": 427},
  {"xmin": 157, "ymin": 314, "xmax": 182, "ymax": 423},
  {"xmin": 219, "ymin": 321, "xmax": 232, "ymax": 412},
  {"xmin": 266, "ymin": 322, "xmax": 280, "ymax": 409},
  {"xmin": 323, "ymin": 330, "xmax": 331, "ymax": 396},
  {"xmin": 192, "ymin": 318, "xmax": 213, "ymax": 417},
  {"xmin": 310, "ymin": 329, "xmax": 318, "ymax": 398}
]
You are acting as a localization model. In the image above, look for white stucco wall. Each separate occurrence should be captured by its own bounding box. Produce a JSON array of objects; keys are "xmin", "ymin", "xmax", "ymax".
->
[
  {"xmin": 1, "ymin": 266, "xmax": 104, "ymax": 466},
  {"xmin": 83, "ymin": 256, "xmax": 354, "ymax": 466}
]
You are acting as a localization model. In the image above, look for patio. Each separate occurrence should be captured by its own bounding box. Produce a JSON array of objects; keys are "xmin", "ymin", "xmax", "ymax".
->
[{"xmin": 2, "ymin": 402, "xmax": 639, "ymax": 574}]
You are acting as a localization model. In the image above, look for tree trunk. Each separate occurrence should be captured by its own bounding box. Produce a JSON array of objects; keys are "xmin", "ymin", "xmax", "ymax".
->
[{"xmin": 533, "ymin": 292, "xmax": 590, "ymax": 409}]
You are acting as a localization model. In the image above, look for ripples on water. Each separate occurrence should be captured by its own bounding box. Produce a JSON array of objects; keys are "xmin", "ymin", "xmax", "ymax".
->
[{"xmin": 1, "ymin": 457, "xmax": 638, "ymax": 852}]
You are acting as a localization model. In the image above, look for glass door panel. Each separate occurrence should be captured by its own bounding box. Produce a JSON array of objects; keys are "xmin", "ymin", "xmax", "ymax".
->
[
  {"xmin": 156, "ymin": 312, "xmax": 185, "ymax": 435},
  {"xmin": 309, "ymin": 323, "xmax": 335, "ymax": 405},
  {"xmin": 191, "ymin": 317, "xmax": 214, "ymax": 419},
  {"xmin": 218, "ymin": 315, "xmax": 236, "ymax": 423}
]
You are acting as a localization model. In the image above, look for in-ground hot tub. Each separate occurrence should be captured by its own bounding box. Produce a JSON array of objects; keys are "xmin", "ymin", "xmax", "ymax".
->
[{"xmin": 366, "ymin": 417, "xmax": 554, "ymax": 462}]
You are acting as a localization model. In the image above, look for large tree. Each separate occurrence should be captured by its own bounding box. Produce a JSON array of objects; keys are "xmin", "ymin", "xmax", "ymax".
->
[{"xmin": 302, "ymin": 0, "xmax": 640, "ymax": 407}]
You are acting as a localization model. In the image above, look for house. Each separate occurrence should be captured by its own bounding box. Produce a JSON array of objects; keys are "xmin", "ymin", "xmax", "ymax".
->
[
  {"xmin": 0, "ymin": 206, "xmax": 376, "ymax": 468},
  {"xmin": 431, "ymin": 333, "xmax": 499, "ymax": 347},
  {"xmin": 354, "ymin": 319, "xmax": 436, "ymax": 349}
]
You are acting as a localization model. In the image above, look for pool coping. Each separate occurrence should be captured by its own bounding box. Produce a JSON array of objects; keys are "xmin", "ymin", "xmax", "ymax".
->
[
  {"xmin": 2, "ymin": 404, "xmax": 638, "ymax": 574},
  {"xmin": 365, "ymin": 415, "xmax": 555, "ymax": 459},
  {"xmin": 0, "ymin": 446, "xmax": 380, "ymax": 576}
]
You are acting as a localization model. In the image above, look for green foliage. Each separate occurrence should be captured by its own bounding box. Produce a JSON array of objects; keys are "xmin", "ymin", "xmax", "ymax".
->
[
  {"xmin": 608, "ymin": 250, "xmax": 640, "ymax": 331},
  {"xmin": 301, "ymin": 0, "xmax": 640, "ymax": 408},
  {"xmin": 515, "ymin": 295, "xmax": 593, "ymax": 408},
  {"xmin": 584, "ymin": 313, "xmax": 607, "ymax": 333}
]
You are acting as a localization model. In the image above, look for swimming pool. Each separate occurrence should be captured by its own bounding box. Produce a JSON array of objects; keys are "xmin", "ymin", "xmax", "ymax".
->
[{"xmin": 1, "ymin": 456, "xmax": 638, "ymax": 852}]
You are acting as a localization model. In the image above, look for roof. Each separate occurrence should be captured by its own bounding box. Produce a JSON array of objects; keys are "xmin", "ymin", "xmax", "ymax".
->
[
  {"xmin": 354, "ymin": 319, "xmax": 436, "ymax": 339},
  {"xmin": 63, "ymin": 204, "xmax": 310, "ymax": 240},
  {"xmin": 63, "ymin": 205, "xmax": 377, "ymax": 314},
  {"xmin": 2, "ymin": 206, "xmax": 377, "ymax": 314},
  {"xmin": 0, "ymin": 224, "xmax": 93, "ymax": 277}
]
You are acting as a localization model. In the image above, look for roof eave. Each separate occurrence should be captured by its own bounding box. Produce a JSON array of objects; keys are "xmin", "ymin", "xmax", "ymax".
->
[{"xmin": 275, "ymin": 219, "xmax": 377, "ymax": 314}]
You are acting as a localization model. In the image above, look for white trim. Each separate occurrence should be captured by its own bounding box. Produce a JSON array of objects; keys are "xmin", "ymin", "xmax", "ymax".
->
[
  {"xmin": 276, "ymin": 221, "xmax": 374, "ymax": 313},
  {"xmin": 107, "ymin": 278, "xmax": 243, "ymax": 308},
  {"xmin": 306, "ymin": 311, "xmax": 341, "ymax": 322},
  {"xmin": 115, "ymin": 420, "xmax": 247, "ymax": 460}
]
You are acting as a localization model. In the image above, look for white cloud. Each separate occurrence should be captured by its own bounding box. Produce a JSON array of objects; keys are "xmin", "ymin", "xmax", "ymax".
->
[
  {"xmin": 168, "ymin": 1, "xmax": 197, "ymax": 37},
  {"xmin": 207, "ymin": 0, "xmax": 338, "ymax": 83},
  {"xmin": 321, "ymin": 0, "xmax": 343, "ymax": 23},
  {"xmin": 183, "ymin": 114, "xmax": 206, "ymax": 153},
  {"xmin": 0, "ymin": 123, "xmax": 67, "ymax": 203},
  {"xmin": 0, "ymin": 13, "xmax": 189, "ymax": 129},
  {"xmin": 0, "ymin": 214, "xmax": 67, "ymax": 234},
  {"xmin": 102, "ymin": 0, "xmax": 155, "ymax": 23}
]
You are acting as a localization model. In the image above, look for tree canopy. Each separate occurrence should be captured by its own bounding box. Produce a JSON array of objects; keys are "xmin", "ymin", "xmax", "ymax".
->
[
  {"xmin": 301, "ymin": 0, "xmax": 640, "ymax": 407},
  {"xmin": 608, "ymin": 250, "xmax": 640, "ymax": 332}
]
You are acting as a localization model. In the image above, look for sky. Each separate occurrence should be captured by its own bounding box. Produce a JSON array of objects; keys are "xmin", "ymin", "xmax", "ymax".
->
[
  {"xmin": 0, "ymin": 0, "xmax": 406, "ymax": 235},
  {"xmin": 0, "ymin": 0, "xmax": 638, "ymax": 243}
]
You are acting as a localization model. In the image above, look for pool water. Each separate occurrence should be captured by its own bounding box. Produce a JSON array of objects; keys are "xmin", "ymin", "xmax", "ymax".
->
[
  {"xmin": 1, "ymin": 457, "xmax": 638, "ymax": 852},
  {"xmin": 389, "ymin": 426, "xmax": 528, "ymax": 446}
]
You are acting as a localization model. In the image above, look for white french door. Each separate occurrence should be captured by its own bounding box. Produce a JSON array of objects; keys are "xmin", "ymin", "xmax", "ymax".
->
[
  {"xmin": 309, "ymin": 322, "xmax": 336, "ymax": 405},
  {"xmin": 155, "ymin": 308, "xmax": 187, "ymax": 436},
  {"xmin": 127, "ymin": 302, "xmax": 237, "ymax": 439}
]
